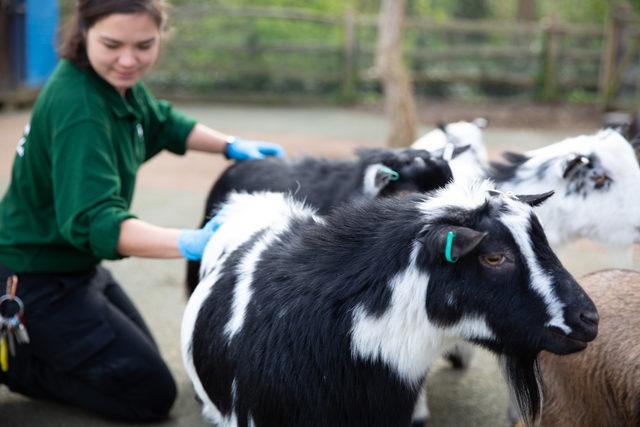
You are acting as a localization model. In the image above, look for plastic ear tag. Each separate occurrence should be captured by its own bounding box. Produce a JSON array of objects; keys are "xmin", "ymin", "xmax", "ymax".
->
[
  {"xmin": 379, "ymin": 165, "xmax": 400, "ymax": 181},
  {"xmin": 445, "ymin": 231, "xmax": 458, "ymax": 263}
]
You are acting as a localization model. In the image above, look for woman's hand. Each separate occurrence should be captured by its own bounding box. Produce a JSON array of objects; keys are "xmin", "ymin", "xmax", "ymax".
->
[
  {"xmin": 225, "ymin": 137, "xmax": 285, "ymax": 161},
  {"xmin": 177, "ymin": 209, "xmax": 229, "ymax": 260}
]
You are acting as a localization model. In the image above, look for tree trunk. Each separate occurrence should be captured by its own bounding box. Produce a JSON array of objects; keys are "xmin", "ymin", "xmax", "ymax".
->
[{"xmin": 376, "ymin": 0, "xmax": 416, "ymax": 148}]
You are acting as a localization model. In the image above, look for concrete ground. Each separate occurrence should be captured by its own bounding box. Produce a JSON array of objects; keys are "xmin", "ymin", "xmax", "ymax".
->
[{"xmin": 0, "ymin": 104, "xmax": 638, "ymax": 426}]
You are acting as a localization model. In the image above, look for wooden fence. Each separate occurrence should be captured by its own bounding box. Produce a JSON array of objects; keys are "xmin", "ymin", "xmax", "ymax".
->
[
  {"xmin": 599, "ymin": 6, "xmax": 640, "ymax": 110},
  {"xmin": 6, "ymin": 3, "xmax": 638, "ymax": 109},
  {"xmin": 150, "ymin": 4, "xmax": 639, "ymax": 108}
]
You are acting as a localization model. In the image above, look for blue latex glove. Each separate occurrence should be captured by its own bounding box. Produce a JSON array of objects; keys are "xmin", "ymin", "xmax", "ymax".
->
[
  {"xmin": 225, "ymin": 136, "xmax": 285, "ymax": 161},
  {"xmin": 178, "ymin": 209, "xmax": 228, "ymax": 261}
]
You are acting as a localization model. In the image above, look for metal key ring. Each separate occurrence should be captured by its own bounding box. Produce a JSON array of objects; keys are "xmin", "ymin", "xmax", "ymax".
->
[{"xmin": 0, "ymin": 294, "xmax": 24, "ymax": 320}]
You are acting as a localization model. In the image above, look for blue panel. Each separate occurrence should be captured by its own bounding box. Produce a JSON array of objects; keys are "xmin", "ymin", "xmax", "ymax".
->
[{"xmin": 25, "ymin": 0, "xmax": 59, "ymax": 87}]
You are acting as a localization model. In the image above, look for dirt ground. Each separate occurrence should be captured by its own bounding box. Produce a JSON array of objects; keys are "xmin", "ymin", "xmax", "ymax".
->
[{"xmin": 0, "ymin": 102, "xmax": 638, "ymax": 427}]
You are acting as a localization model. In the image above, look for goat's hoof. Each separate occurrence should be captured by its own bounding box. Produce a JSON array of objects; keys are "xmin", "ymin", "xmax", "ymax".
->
[{"xmin": 411, "ymin": 418, "xmax": 428, "ymax": 427}]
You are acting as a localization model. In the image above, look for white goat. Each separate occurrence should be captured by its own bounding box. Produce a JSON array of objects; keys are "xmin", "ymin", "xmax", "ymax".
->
[{"xmin": 412, "ymin": 118, "xmax": 488, "ymax": 182}]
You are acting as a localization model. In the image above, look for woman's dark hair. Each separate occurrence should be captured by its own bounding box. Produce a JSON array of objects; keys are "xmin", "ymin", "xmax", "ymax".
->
[{"xmin": 59, "ymin": 0, "xmax": 169, "ymax": 68}]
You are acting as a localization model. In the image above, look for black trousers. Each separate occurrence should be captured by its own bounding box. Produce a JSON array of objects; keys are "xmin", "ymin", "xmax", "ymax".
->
[{"xmin": 0, "ymin": 263, "xmax": 176, "ymax": 422}]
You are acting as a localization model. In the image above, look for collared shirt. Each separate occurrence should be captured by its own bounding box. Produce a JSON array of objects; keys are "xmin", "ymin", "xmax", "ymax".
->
[{"xmin": 0, "ymin": 60, "xmax": 197, "ymax": 273}]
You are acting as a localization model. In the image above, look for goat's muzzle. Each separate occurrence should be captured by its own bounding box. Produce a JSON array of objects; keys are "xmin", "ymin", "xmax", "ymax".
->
[{"xmin": 540, "ymin": 308, "xmax": 598, "ymax": 355}]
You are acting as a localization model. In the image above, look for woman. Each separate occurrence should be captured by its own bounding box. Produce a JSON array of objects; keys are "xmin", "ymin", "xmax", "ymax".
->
[{"xmin": 0, "ymin": 0, "xmax": 283, "ymax": 421}]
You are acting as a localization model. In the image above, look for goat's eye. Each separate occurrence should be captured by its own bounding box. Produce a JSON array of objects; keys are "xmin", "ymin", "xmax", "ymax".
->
[{"xmin": 480, "ymin": 254, "xmax": 505, "ymax": 266}]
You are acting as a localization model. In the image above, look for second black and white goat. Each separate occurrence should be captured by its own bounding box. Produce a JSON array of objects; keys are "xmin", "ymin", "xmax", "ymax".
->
[{"xmin": 185, "ymin": 147, "xmax": 459, "ymax": 294}]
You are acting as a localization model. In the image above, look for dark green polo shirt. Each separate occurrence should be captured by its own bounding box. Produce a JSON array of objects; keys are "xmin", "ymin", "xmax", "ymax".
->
[{"xmin": 0, "ymin": 60, "xmax": 197, "ymax": 273}]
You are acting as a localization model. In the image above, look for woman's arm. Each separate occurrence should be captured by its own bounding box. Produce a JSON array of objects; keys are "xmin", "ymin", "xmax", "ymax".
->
[
  {"xmin": 117, "ymin": 211, "xmax": 227, "ymax": 260},
  {"xmin": 117, "ymin": 218, "xmax": 181, "ymax": 258},
  {"xmin": 185, "ymin": 123, "xmax": 229, "ymax": 154}
]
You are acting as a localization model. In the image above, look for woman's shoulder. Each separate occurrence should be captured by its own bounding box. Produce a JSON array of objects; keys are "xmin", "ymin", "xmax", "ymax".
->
[{"xmin": 36, "ymin": 60, "xmax": 111, "ymax": 123}]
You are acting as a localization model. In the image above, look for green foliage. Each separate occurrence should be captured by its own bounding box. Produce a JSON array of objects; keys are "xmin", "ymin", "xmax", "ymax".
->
[
  {"xmin": 538, "ymin": 0, "xmax": 609, "ymax": 24},
  {"xmin": 56, "ymin": 0, "xmax": 625, "ymax": 104},
  {"xmin": 452, "ymin": 0, "xmax": 491, "ymax": 19},
  {"xmin": 567, "ymin": 88, "xmax": 598, "ymax": 104}
]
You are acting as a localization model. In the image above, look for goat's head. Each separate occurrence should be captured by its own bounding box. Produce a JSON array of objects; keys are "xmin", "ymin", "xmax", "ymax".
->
[
  {"xmin": 490, "ymin": 129, "xmax": 640, "ymax": 246},
  {"xmin": 416, "ymin": 180, "xmax": 598, "ymax": 424},
  {"xmin": 414, "ymin": 118, "xmax": 487, "ymax": 151},
  {"xmin": 358, "ymin": 148, "xmax": 454, "ymax": 197},
  {"xmin": 412, "ymin": 119, "xmax": 489, "ymax": 182}
]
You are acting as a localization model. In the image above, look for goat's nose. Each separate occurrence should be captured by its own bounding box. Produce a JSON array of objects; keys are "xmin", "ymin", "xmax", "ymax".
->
[
  {"xmin": 571, "ymin": 309, "xmax": 599, "ymax": 343},
  {"xmin": 580, "ymin": 310, "xmax": 599, "ymax": 327}
]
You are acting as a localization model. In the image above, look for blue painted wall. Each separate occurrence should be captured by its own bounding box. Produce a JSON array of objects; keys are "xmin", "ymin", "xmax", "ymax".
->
[{"xmin": 25, "ymin": 0, "xmax": 59, "ymax": 87}]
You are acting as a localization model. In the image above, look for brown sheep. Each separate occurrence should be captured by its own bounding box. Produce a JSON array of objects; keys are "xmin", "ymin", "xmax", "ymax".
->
[{"xmin": 517, "ymin": 268, "xmax": 640, "ymax": 427}]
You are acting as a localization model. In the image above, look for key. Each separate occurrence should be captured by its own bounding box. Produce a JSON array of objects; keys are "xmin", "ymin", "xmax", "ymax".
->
[
  {"xmin": 0, "ymin": 331, "xmax": 8, "ymax": 372},
  {"xmin": 5, "ymin": 275, "xmax": 16, "ymax": 299},
  {"xmin": 15, "ymin": 322, "xmax": 30, "ymax": 344},
  {"xmin": 6, "ymin": 326, "xmax": 15, "ymax": 357}
]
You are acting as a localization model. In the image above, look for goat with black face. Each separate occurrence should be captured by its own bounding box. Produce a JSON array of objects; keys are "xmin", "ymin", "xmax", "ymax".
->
[
  {"xmin": 185, "ymin": 146, "xmax": 461, "ymax": 295},
  {"xmin": 182, "ymin": 180, "xmax": 598, "ymax": 427}
]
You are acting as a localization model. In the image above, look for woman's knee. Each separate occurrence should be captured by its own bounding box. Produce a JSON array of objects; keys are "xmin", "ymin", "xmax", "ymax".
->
[
  {"xmin": 121, "ymin": 360, "xmax": 177, "ymax": 421},
  {"xmin": 79, "ymin": 350, "xmax": 177, "ymax": 421}
]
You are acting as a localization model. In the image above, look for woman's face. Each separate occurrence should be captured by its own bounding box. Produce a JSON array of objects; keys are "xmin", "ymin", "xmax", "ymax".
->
[{"xmin": 85, "ymin": 13, "xmax": 160, "ymax": 95}]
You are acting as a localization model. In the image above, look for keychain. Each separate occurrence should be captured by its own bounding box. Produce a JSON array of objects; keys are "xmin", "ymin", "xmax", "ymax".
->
[{"xmin": 0, "ymin": 275, "xmax": 30, "ymax": 372}]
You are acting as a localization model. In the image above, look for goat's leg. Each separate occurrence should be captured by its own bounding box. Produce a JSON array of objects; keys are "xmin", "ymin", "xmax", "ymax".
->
[{"xmin": 411, "ymin": 385, "xmax": 430, "ymax": 427}]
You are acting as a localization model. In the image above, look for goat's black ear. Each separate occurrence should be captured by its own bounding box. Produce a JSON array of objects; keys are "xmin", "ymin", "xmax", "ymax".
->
[
  {"xmin": 431, "ymin": 144, "xmax": 470, "ymax": 160},
  {"xmin": 630, "ymin": 132, "xmax": 640, "ymax": 148},
  {"xmin": 515, "ymin": 191, "xmax": 555, "ymax": 207},
  {"xmin": 437, "ymin": 121, "xmax": 448, "ymax": 132},
  {"xmin": 451, "ymin": 144, "xmax": 471, "ymax": 158},
  {"xmin": 606, "ymin": 123, "xmax": 629, "ymax": 138},
  {"xmin": 427, "ymin": 226, "xmax": 488, "ymax": 261},
  {"xmin": 562, "ymin": 154, "xmax": 590, "ymax": 179}
]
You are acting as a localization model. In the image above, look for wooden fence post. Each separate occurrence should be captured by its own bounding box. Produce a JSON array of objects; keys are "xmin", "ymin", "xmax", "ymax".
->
[
  {"xmin": 376, "ymin": 0, "xmax": 417, "ymax": 148},
  {"xmin": 599, "ymin": 6, "xmax": 621, "ymax": 110},
  {"xmin": 540, "ymin": 14, "xmax": 561, "ymax": 100},
  {"xmin": 342, "ymin": 7, "xmax": 357, "ymax": 102}
]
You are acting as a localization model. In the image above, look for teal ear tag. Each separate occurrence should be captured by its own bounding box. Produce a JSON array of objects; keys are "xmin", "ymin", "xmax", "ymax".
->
[
  {"xmin": 445, "ymin": 231, "xmax": 458, "ymax": 263},
  {"xmin": 379, "ymin": 165, "xmax": 400, "ymax": 181}
]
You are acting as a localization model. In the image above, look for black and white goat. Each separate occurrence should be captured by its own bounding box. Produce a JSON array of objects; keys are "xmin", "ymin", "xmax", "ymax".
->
[
  {"xmin": 181, "ymin": 180, "xmax": 598, "ymax": 427},
  {"xmin": 424, "ymin": 128, "xmax": 640, "ymax": 256},
  {"xmin": 412, "ymin": 118, "xmax": 488, "ymax": 182},
  {"xmin": 185, "ymin": 147, "xmax": 461, "ymax": 294},
  {"xmin": 490, "ymin": 129, "xmax": 640, "ymax": 258}
]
